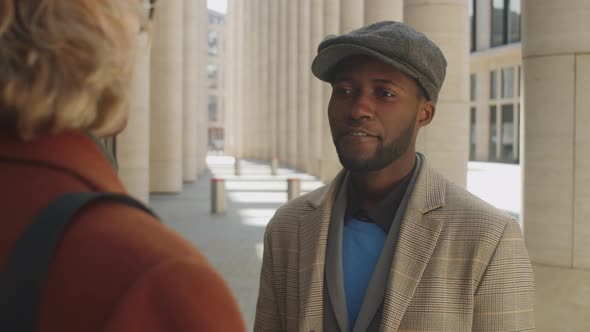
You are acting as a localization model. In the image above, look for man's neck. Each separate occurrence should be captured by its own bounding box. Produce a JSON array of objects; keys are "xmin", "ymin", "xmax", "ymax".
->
[{"xmin": 349, "ymin": 151, "xmax": 416, "ymax": 210}]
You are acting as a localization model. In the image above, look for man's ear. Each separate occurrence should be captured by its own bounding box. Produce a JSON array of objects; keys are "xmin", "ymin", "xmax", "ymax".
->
[{"xmin": 417, "ymin": 100, "xmax": 436, "ymax": 129}]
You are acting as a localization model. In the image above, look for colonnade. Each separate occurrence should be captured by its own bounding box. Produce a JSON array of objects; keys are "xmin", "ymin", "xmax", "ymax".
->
[
  {"xmin": 117, "ymin": 0, "xmax": 209, "ymax": 202},
  {"xmin": 225, "ymin": 0, "xmax": 470, "ymax": 186}
]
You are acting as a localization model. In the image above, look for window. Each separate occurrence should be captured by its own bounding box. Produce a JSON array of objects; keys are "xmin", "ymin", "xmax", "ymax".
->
[
  {"xmin": 470, "ymin": 74, "xmax": 477, "ymax": 102},
  {"xmin": 208, "ymin": 30, "xmax": 218, "ymax": 56},
  {"xmin": 489, "ymin": 106, "xmax": 498, "ymax": 161},
  {"xmin": 491, "ymin": 0, "xmax": 521, "ymax": 47},
  {"xmin": 470, "ymin": 108, "xmax": 477, "ymax": 160},
  {"xmin": 470, "ymin": 0, "xmax": 477, "ymax": 52},
  {"xmin": 502, "ymin": 67, "xmax": 514, "ymax": 98},
  {"xmin": 508, "ymin": 0, "xmax": 521, "ymax": 43},
  {"xmin": 208, "ymin": 95, "xmax": 218, "ymax": 122},
  {"xmin": 207, "ymin": 63, "xmax": 218, "ymax": 79},
  {"xmin": 491, "ymin": 0, "xmax": 505, "ymax": 47},
  {"xmin": 490, "ymin": 70, "xmax": 498, "ymax": 99},
  {"xmin": 501, "ymin": 105, "xmax": 514, "ymax": 162}
]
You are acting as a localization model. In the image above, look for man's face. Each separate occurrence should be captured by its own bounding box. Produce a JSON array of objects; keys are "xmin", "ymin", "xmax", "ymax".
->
[{"xmin": 328, "ymin": 56, "xmax": 428, "ymax": 172}]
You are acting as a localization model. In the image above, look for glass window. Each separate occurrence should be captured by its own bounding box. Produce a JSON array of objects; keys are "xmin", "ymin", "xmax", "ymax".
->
[
  {"xmin": 470, "ymin": 107, "xmax": 477, "ymax": 160},
  {"xmin": 470, "ymin": 74, "xmax": 477, "ymax": 102},
  {"xmin": 518, "ymin": 66, "xmax": 522, "ymax": 97},
  {"xmin": 208, "ymin": 95, "xmax": 218, "ymax": 122},
  {"xmin": 207, "ymin": 63, "xmax": 218, "ymax": 79},
  {"xmin": 508, "ymin": 0, "xmax": 521, "ymax": 43},
  {"xmin": 470, "ymin": 0, "xmax": 477, "ymax": 52},
  {"xmin": 490, "ymin": 70, "xmax": 498, "ymax": 99},
  {"xmin": 502, "ymin": 67, "xmax": 514, "ymax": 98},
  {"xmin": 489, "ymin": 106, "xmax": 497, "ymax": 161},
  {"xmin": 491, "ymin": 0, "xmax": 505, "ymax": 47},
  {"xmin": 208, "ymin": 30, "xmax": 218, "ymax": 55},
  {"xmin": 501, "ymin": 105, "xmax": 514, "ymax": 162}
]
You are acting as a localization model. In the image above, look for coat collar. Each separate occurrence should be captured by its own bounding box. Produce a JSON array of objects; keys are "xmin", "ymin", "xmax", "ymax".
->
[
  {"xmin": 0, "ymin": 130, "xmax": 125, "ymax": 193},
  {"xmin": 298, "ymin": 156, "xmax": 447, "ymax": 330}
]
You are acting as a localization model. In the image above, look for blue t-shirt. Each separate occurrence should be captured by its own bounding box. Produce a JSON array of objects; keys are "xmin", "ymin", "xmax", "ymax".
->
[{"xmin": 342, "ymin": 218, "xmax": 387, "ymax": 329}]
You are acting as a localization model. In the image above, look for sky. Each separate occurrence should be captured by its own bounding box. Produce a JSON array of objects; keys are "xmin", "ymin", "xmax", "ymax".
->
[{"xmin": 207, "ymin": 0, "xmax": 227, "ymax": 14}]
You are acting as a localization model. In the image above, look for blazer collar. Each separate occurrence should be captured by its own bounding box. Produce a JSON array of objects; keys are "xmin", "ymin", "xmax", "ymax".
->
[
  {"xmin": 380, "ymin": 158, "xmax": 447, "ymax": 330},
  {"xmin": 305, "ymin": 156, "xmax": 446, "ymax": 215},
  {"xmin": 298, "ymin": 156, "xmax": 447, "ymax": 330}
]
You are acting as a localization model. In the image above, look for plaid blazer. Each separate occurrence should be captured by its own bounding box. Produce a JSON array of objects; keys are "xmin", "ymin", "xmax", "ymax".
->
[{"xmin": 254, "ymin": 160, "xmax": 535, "ymax": 332}]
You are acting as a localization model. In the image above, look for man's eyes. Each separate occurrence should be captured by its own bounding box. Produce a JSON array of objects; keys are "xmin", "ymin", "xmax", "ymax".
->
[
  {"xmin": 376, "ymin": 88, "xmax": 396, "ymax": 98},
  {"xmin": 331, "ymin": 86, "xmax": 397, "ymax": 98},
  {"xmin": 333, "ymin": 87, "xmax": 353, "ymax": 95}
]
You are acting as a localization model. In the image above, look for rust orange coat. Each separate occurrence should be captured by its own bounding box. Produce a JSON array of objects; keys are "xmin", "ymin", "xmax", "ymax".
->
[{"xmin": 0, "ymin": 130, "xmax": 245, "ymax": 332}]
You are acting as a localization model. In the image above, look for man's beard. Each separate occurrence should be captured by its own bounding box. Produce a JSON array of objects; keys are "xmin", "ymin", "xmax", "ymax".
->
[{"xmin": 335, "ymin": 121, "xmax": 415, "ymax": 172}]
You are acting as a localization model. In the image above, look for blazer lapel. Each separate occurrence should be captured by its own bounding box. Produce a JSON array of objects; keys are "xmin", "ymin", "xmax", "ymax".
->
[
  {"xmin": 298, "ymin": 170, "xmax": 346, "ymax": 331},
  {"xmin": 380, "ymin": 160, "xmax": 446, "ymax": 331}
]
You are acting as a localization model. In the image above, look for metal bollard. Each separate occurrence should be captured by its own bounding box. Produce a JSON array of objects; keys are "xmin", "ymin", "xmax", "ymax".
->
[
  {"xmin": 234, "ymin": 158, "xmax": 241, "ymax": 176},
  {"xmin": 287, "ymin": 178, "xmax": 301, "ymax": 201},
  {"xmin": 271, "ymin": 157, "xmax": 278, "ymax": 176},
  {"xmin": 211, "ymin": 178, "xmax": 226, "ymax": 214}
]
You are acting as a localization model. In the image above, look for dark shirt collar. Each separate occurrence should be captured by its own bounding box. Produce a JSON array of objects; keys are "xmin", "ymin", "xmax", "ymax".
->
[{"xmin": 345, "ymin": 158, "xmax": 417, "ymax": 233}]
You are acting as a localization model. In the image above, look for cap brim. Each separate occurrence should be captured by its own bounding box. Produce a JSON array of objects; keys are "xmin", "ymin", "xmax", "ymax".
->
[{"xmin": 311, "ymin": 43, "xmax": 420, "ymax": 83}]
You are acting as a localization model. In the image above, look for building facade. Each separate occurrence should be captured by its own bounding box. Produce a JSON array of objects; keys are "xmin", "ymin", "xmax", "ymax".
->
[{"xmin": 470, "ymin": 0, "xmax": 522, "ymax": 164}]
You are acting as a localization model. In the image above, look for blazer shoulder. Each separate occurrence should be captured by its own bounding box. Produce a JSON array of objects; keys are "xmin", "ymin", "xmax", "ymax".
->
[
  {"xmin": 434, "ymin": 177, "xmax": 517, "ymax": 237},
  {"xmin": 267, "ymin": 184, "xmax": 329, "ymax": 228}
]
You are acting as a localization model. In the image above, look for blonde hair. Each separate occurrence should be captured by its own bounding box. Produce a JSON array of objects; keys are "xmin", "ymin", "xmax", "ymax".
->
[{"xmin": 0, "ymin": 0, "xmax": 144, "ymax": 140}]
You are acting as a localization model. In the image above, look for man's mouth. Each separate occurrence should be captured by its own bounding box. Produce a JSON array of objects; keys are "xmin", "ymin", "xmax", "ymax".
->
[{"xmin": 342, "ymin": 129, "xmax": 378, "ymax": 139}]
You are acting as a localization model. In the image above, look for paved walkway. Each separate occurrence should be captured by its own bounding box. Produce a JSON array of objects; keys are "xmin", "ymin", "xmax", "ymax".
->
[{"xmin": 150, "ymin": 156, "xmax": 521, "ymax": 330}]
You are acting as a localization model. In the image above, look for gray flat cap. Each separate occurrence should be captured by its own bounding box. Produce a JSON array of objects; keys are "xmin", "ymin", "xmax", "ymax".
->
[{"xmin": 311, "ymin": 21, "xmax": 447, "ymax": 102}]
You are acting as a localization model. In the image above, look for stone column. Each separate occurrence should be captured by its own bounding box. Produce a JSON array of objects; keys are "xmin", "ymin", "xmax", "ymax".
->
[
  {"xmin": 182, "ymin": 0, "xmax": 200, "ymax": 182},
  {"xmin": 297, "ymin": 0, "xmax": 311, "ymax": 171},
  {"xmin": 269, "ymin": 0, "xmax": 280, "ymax": 161},
  {"xmin": 277, "ymin": 0, "xmax": 288, "ymax": 164},
  {"xmin": 320, "ymin": 0, "xmax": 342, "ymax": 182},
  {"xmin": 308, "ymin": 0, "xmax": 325, "ymax": 177},
  {"xmin": 365, "ymin": 0, "xmax": 404, "ymax": 23},
  {"xmin": 197, "ymin": 0, "xmax": 208, "ymax": 176},
  {"xmin": 117, "ymin": 32, "xmax": 151, "ymax": 203},
  {"xmin": 404, "ymin": 0, "xmax": 470, "ymax": 188},
  {"xmin": 259, "ymin": 0, "xmax": 271, "ymax": 160},
  {"xmin": 522, "ymin": 1, "xmax": 590, "ymax": 330},
  {"xmin": 224, "ymin": 0, "xmax": 236, "ymax": 156},
  {"xmin": 287, "ymin": 0, "xmax": 299, "ymax": 168},
  {"xmin": 149, "ymin": 0, "xmax": 183, "ymax": 193},
  {"xmin": 340, "ymin": 0, "xmax": 364, "ymax": 33},
  {"xmin": 234, "ymin": 0, "xmax": 245, "ymax": 161}
]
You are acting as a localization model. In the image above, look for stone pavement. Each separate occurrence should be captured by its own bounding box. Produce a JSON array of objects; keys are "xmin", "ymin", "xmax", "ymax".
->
[{"xmin": 149, "ymin": 156, "xmax": 521, "ymax": 330}]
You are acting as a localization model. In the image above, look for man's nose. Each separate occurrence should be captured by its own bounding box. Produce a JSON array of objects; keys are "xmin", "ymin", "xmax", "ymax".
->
[{"xmin": 349, "ymin": 93, "xmax": 374, "ymax": 121}]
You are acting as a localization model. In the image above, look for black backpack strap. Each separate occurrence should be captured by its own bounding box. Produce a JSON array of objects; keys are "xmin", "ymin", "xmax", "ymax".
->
[{"xmin": 0, "ymin": 192, "xmax": 157, "ymax": 332}]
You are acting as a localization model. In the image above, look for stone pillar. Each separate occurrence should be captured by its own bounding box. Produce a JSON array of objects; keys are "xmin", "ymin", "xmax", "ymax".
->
[
  {"xmin": 286, "ymin": 0, "xmax": 299, "ymax": 168},
  {"xmin": 340, "ymin": 0, "xmax": 364, "ymax": 33},
  {"xmin": 277, "ymin": 0, "xmax": 288, "ymax": 164},
  {"xmin": 308, "ymin": 0, "xmax": 324, "ymax": 177},
  {"xmin": 259, "ymin": 0, "xmax": 271, "ymax": 160},
  {"xmin": 405, "ymin": 0, "xmax": 470, "ymax": 188},
  {"xmin": 365, "ymin": 0, "xmax": 404, "ymax": 23},
  {"xmin": 224, "ymin": 0, "xmax": 236, "ymax": 156},
  {"xmin": 149, "ymin": 0, "xmax": 183, "ymax": 193},
  {"xmin": 319, "ymin": 0, "xmax": 342, "ymax": 182},
  {"xmin": 522, "ymin": 1, "xmax": 590, "ymax": 330},
  {"xmin": 182, "ymin": 0, "xmax": 200, "ymax": 182},
  {"xmin": 269, "ymin": 0, "xmax": 280, "ymax": 161},
  {"xmin": 197, "ymin": 0, "xmax": 208, "ymax": 176},
  {"xmin": 234, "ymin": 0, "xmax": 245, "ymax": 161},
  {"xmin": 117, "ymin": 32, "xmax": 151, "ymax": 203},
  {"xmin": 297, "ymin": 0, "xmax": 311, "ymax": 171}
]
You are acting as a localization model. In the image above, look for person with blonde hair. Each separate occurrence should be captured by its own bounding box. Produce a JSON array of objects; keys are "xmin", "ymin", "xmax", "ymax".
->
[{"xmin": 0, "ymin": 1, "xmax": 245, "ymax": 331}]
